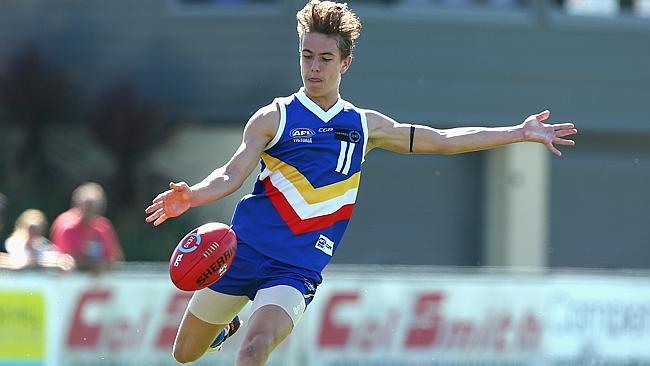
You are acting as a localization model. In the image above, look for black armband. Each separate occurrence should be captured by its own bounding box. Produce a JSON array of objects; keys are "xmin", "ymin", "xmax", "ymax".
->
[{"xmin": 409, "ymin": 125, "xmax": 415, "ymax": 153}]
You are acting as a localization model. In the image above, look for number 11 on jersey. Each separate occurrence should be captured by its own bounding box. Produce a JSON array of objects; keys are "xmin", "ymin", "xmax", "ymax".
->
[{"xmin": 335, "ymin": 141, "xmax": 355, "ymax": 175}]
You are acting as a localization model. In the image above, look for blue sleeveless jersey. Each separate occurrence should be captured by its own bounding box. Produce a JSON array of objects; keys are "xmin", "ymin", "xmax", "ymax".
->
[{"xmin": 231, "ymin": 88, "xmax": 368, "ymax": 273}]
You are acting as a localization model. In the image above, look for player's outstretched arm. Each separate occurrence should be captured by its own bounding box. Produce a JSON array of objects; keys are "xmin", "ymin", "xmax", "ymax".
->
[
  {"xmin": 145, "ymin": 104, "xmax": 279, "ymax": 226},
  {"xmin": 366, "ymin": 109, "xmax": 577, "ymax": 156}
]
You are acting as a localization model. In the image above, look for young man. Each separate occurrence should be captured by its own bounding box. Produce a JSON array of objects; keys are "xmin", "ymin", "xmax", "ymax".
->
[{"xmin": 145, "ymin": 1, "xmax": 577, "ymax": 365}]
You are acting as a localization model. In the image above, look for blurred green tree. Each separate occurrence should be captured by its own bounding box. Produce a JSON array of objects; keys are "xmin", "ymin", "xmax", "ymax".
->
[
  {"xmin": 0, "ymin": 46, "xmax": 74, "ymax": 180},
  {"xmin": 87, "ymin": 81, "xmax": 181, "ymax": 207},
  {"xmin": 86, "ymin": 82, "xmax": 191, "ymax": 261},
  {"xmin": 0, "ymin": 46, "xmax": 190, "ymax": 262}
]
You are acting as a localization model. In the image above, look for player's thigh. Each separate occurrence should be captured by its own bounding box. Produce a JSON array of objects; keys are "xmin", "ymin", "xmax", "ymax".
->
[{"xmin": 176, "ymin": 288, "xmax": 249, "ymax": 350}]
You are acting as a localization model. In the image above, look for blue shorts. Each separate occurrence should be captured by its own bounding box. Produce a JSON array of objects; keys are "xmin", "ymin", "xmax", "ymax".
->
[{"xmin": 208, "ymin": 239, "xmax": 321, "ymax": 306}]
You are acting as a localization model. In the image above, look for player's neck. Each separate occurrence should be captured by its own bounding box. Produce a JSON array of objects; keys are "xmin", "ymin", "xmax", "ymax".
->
[{"xmin": 303, "ymin": 89, "xmax": 339, "ymax": 112}]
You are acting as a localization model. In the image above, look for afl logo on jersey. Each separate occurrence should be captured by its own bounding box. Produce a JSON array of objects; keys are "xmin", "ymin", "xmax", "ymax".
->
[{"xmin": 290, "ymin": 128, "xmax": 315, "ymax": 143}]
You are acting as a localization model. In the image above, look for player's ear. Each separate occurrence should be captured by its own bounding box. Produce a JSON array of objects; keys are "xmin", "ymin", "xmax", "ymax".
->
[{"xmin": 341, "ymin": 55, "xmax": 353, "ymax": 75}]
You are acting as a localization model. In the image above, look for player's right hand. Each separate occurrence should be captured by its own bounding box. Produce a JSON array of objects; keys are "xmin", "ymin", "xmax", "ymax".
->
[{"xmin": 145, "ymin": 182, "xmax": 193, "ymax": 226}]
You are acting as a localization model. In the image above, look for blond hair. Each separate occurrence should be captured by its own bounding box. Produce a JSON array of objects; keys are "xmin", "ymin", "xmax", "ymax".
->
[
  {"xmin": 296, "ymin": 1, "xmax": 362, "ymax": 59},
  {"xmin": 12, "ymin": 209, "xmax": 48, "ymax": 238}
]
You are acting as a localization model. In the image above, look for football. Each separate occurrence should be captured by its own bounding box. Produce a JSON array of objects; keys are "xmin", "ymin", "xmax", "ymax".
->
[{"xmin": 169, "ymin": 222, "xmax": 237, "ymax": 291}]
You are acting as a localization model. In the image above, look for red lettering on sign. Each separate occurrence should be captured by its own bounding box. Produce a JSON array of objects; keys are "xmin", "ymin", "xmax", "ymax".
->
[
  {"xmin": 318, "ymin": 292, "xmax": 360, "ymax": 347},
  {"xmin": 67, "ymin": 289, "xmax": 112, "ymax": 348},
  {"xmin": 494, "ymin": 314, "xmax": 512, "ymax": 352},
  {"xmin": 352, "ymin": 307, "xmax": 401, "ymax": 351},
  {"xmin": 516, "ymin": 311, "xmax": 542, "ymax": 349},
  {"xmin": 404, "ymin": 292, "xmax": 444, "ymax": 348},
  {"xmin": 107, "ymin": 314, "xmax": 150, "ymax": 352},
  {"xmin": 107, "ymin": 319, "xmax": 130, "ymax": 351},
  {"xmin": 447, "ymin": 320, "xmax": 474, "ymax": 348},
  {"xmin": 156, "ymin": 292, "xmax": 192, "ymax": 348}
]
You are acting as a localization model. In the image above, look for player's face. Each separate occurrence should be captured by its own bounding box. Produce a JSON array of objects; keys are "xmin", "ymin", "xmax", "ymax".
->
[{"xmin": 300, "ymin": 32, "xmax": 352, "ymax": 104}]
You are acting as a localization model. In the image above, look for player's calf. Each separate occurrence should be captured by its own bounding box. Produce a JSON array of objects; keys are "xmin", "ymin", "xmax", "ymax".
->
[{"xmin": 173, "ymin": 340, "xmax": 205, "ymax": 364}]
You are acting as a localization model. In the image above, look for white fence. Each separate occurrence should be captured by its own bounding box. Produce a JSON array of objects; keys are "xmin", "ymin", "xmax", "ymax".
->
[{"xmin": 1, "ymin": 267, "xmax": 650, "ymax": 366}]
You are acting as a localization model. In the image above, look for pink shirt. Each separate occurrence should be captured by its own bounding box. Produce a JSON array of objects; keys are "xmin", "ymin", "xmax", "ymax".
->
[{"xmin": 50, "ymin": 208, "xmax": 122, "ymax": 261}]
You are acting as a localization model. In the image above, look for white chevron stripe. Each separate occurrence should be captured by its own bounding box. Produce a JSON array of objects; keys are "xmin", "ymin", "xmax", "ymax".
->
[
  {"xmin": 260, "ymin": 168, "xmax": 272, "ymax": 181},
  {"xmin": 266, "ymin": 170, "xmax": 358, "ymax": 220}
]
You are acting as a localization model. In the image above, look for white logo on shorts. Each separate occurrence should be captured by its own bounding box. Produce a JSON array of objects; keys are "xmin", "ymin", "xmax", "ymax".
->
[{"xmin": 315, "ymin": 234, "xmax": 334, "ymax": 256}]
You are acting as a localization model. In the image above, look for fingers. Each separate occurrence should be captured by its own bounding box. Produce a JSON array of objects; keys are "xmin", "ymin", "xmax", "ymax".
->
[
  {"xmin": 146, "ymin": 209, "xmax": 168, "ymax": 226},
  {"xmin": 554, "ymin": 138, "xmax": 575, "ymax": 146},
  {"xmin": 546, "ymin": 142, "xmax": 562, "ymax": 157},
  {"xmin": 145, "ymin": 191, "xmax": 168, "ymax": 222},
  {"xmin": 546, "ymin": 139, "xmax": 575, "ymax": 157},
  {"xmin": 145, "ymin": 182, "xmax": 188, "ymax": 225},
  {"xmin": 170, "ymin": 181, "xmax": 187, "ymax": 192},
  {"xmin": 145, "ymin": 201, "xmax": 162, "ymax": 214},
  {"xmin": 535, "ymin": 110, "xmax": 550, "ymax": 122},
  {"xmin": 145, "ymin": 183, "xmax": 179, "ymax": 215},
  {"xmin": 555, "ymin": 128, "xmax": 578, "ymax": 138},
  {"xmin": 153, "ymin": 213, "xmax": 168, "ymax": 226},
  {"xmin": 145, "ymin": 210, "xmax": 159, "ymax": 223},
  {"xmin": 553, "ymin": 123, "xmax": 575, "ymax": 130},
  {"xmin": 145, "ymin": 207, "xmax": 162, "ymax": 223}
]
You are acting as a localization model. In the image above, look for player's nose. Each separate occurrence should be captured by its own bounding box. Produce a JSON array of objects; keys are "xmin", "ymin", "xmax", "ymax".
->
[{"xmin": 309, "ymin": 59, "xmax": 320, "ymax": 72}]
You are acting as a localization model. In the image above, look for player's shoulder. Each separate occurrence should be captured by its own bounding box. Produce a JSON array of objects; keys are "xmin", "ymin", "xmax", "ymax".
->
[
  {"xmin": 360, "ymin": 108, "xmax": 395, "ymax": 129},
  {"xmin": 362, "ymin": 108, "xmax": 383, "ymax": 120},
  {"xmin": 244, "ymin": 101, "xmax": 281, "ymax": 141},
  {"xmin": 250, "ymin": 102, "xmax": 280, "ymax": 123}
]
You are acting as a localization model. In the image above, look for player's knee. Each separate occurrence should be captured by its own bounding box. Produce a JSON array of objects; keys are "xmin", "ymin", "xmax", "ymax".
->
[
  {"xmin": 172, "ymin": 341, "xmax": 203, "ymax": 364},
  {"xmin": 237, "ymin": 333, "xmax": 274, "ymax": 364}
]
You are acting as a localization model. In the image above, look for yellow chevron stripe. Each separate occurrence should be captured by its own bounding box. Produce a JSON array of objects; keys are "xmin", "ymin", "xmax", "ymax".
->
[{"xmin": 262, "ymin": 153, "xmax": 360, "ymax": 204}]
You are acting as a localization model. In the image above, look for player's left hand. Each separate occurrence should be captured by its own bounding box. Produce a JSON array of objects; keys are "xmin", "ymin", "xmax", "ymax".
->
[
  {"xmin": 145, "ymin": 182, "xmax": 193, "ymax": 226},
  {"xmin": 521, "ymin": 110, "xmax": 577, "ymax": 156}
]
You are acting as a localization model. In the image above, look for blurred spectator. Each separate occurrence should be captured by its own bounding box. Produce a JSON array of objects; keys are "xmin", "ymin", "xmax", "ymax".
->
[
  {"xmin": 639, "ymin": 0, "xmax": 650, "ymax": 15},
  {"xmin": 560, "ymin": 0, "xmax": 639, "ymax": 15},
  {"xmin": 0, "ymin": 209, "xmax": 74, "ymax": 271},
  {"xmin": 0, "ymin": 193, "xmax": 7, "ymax": 252},
  {"xmin": 565, "ymin": 0, "xmax": 618, "ymax": 15},
  {"xmin": 50, "ymin": 182, "xmax": 124, "ymax": 275}
]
